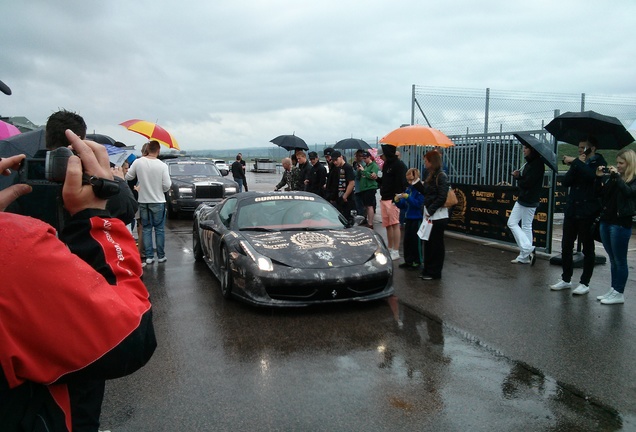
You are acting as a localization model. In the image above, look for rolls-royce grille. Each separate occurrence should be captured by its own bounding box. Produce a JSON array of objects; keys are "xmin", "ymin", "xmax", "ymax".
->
[{"xmin": 195, "ymin": 185, "xmax": 224, "ymax": 199}]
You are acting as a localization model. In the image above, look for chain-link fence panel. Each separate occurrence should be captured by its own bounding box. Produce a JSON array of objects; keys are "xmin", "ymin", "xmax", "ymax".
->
[{"xmin": 412, "ymin": 86, "xmax": 636, "ymax": 136}]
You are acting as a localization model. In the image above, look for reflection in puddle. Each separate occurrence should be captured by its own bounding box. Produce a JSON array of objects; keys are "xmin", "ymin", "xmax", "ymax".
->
[{"xmin": 384, "ymin": 295, "xmax": 624, "ymax": 430}]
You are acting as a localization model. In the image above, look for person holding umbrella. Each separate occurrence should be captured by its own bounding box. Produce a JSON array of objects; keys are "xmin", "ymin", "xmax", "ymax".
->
[
  {"xmin": 508, "ymin": 143, "xmax": 545, "ymax": 265},
  {"xmin": 550, "ymin": 136, "xmax": 606, "ymax": 295},
  {"xmin": 593, "ymin": 149, "xmax": 636, "ymax": 305}
]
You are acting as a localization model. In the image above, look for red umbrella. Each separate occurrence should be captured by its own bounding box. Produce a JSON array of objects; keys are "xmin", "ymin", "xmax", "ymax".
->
[
  {"xmin": 0, "ymin": 120, "xmax": 20, "ymax": 140},
  {"xmin": 119, "ymin": 119, "xmax": 180, "ymax": 150}
]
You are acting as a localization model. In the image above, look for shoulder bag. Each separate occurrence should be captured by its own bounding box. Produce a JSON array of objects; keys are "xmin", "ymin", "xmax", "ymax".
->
[{"xmin": 436, "ymin": 174, "xmax": 458, "ymax": 208}]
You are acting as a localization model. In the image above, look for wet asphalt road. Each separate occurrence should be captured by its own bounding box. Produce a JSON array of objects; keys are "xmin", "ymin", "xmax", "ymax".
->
[{"xmin": 99, "ymin": 172, "xmax": 632, "ymax": 431}]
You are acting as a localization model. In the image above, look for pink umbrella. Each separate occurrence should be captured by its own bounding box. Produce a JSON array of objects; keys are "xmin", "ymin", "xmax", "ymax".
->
[
  {"xmin": 369, "ymin": 148, "xmax": 384, "ymax": 170},
  {"xmin": 0, "ymin": 120, "xmax": 21, "ymax": 140}
]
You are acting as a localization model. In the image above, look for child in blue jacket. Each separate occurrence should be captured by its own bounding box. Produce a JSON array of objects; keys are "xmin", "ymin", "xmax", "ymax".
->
[{"xmin": 394, "ymin": 168, "xmax": 425, "ymax": 269}]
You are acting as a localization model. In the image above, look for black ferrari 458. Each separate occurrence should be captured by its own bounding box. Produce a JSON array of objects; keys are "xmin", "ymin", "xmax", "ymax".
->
[{"xmin": 193, "ymin": 191, "xmax": 394, "ymax": 307}]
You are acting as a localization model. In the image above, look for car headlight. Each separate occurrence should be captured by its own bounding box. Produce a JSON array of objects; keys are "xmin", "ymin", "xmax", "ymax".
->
[
  {"xmin": 225, "ymin": 186, "xmax": 237, "ymax": 195},
  {"xmin": 375, "ymin": 251, "xmax": 388, "ymax": 266},
  {"xmin": 178, "ymin": 186, "xmax": 194, "ymax": 198},
  {"xmin": 239, "ymin": 240, "xmax": 273, "ymax": 271}
]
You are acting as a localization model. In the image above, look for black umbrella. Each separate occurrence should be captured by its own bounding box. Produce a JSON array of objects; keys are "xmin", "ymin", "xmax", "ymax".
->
[
  {"xmin": 0, "ymin": 128, "xmax": 47, "ymax": 191},
  {"xmin": 544, "ymin": 110, "xmax": 634, "ymax": 149},
  {"xmin": 270, "ymin": 134, "xmax": 308, "ymax": 151},
  {"xmin": 514, "ymin": 133, "xmax": 557, "ymax": 172},
  {"xmin": 334, "ymin": 138, "xmax": 371, "ymax": 150},
  {"xmin": 0, "ymin": 128, "xmax": 46, "ymax": 158},
  {"xmin": 86, "ymin": 133, "xmax": 116, "ymax": 145},
  {"xmin": 0, "ymin": 79, "xmax": 11, "ymax": 95}
]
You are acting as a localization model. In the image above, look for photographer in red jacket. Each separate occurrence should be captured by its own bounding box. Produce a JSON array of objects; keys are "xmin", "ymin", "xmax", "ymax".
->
[{"xmin": 0, "ymin": 131, "xmax": 156, "ymax": 431}]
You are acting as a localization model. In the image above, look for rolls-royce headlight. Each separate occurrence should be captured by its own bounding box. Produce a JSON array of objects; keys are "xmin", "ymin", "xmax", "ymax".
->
[
  {"xmin": 240, "ymin": 240, "xmax": 273, "ymax": 271},
  {"xmin": 178, "ymin": 186, "xmax": 194, "ymax": 198}
]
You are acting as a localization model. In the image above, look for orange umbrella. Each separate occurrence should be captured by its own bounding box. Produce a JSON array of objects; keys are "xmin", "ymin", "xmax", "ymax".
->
[
  {"xmin": 119, "ymin": 119, "xmax": 180, "ymax": 150},
  {"xmin": 380, "ymin": 125, "xmax": 455, "ymax": 147}
]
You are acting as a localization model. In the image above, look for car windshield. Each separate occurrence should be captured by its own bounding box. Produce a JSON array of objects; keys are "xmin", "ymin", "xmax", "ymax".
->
[
  {"xmin": 170, "ymin": 163, "xmax": 220, "ymax": 176},
  {"xmin": 236, "ymin": 197, "xmax": 345, "ymax": 231}
]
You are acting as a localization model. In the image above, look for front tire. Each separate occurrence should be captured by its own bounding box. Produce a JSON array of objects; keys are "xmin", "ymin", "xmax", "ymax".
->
[
  {"xmin": 193, "ymin": 222, "xmax": 203, "ymax": 261},
  {"xmin": 220, "ymin": 246, "xmax": 233, "ymax": 298},
  {"xmin": 167, "ymin": 202, "xmax": 178, "ymax": 219}
]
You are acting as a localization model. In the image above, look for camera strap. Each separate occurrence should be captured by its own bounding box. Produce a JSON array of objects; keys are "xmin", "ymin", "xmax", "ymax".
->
[{"xmin": 82, "ymin": 175, "xmax": 120, "ymax": 199}]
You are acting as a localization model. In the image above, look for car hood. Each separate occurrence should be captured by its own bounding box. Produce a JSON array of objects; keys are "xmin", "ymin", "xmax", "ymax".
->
[{"xmin": 242, "ymin": 228, "xmax": 383, "ymax": 268}]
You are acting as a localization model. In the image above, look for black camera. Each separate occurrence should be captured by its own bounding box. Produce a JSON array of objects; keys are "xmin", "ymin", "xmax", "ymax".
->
[
  {"xmin": 602, "ymin": 167, "xmax": 611, "ymax": 174},
  {"xmin": 18, "ymin": 147, "xmax": 73, "ymax": 184}
]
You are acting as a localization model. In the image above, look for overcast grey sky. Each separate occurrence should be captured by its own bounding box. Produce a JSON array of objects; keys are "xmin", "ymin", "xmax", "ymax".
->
[{"xmin": 2, "ymin": 0, "xmax": 635, "ymax": 151}]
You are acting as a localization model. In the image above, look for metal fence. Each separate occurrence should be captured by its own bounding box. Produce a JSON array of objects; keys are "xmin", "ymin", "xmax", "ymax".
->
[
  {"xmin": 411, "ymin": 86, "xmax": 636, "ymax": 136},
  {"xmin": 405, "ymin": 86, "xmax": 636, "ymax": 186}
]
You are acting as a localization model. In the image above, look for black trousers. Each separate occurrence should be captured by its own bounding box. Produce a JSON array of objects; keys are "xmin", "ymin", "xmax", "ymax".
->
[
  {"xmin": 422, "ymin": 218, "xmax": 448, "ymax": 278},
  {"xmin": 403, "ymin": 218, "xmax": 422, "ymax": 265},
  {"xmin": 336, "ymin": 197, "xmax": 356, "ymax": 224},
  {"xmin": 561, "ymin": 216, "xmax": 596, "ymax": 285},
  {"xmin": 69, "ymin": 380, "xmax": 106, "ymax": 432}
]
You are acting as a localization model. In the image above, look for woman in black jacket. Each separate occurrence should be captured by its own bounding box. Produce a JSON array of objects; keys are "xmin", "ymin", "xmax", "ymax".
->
[
  {"xmin": 507, "ymin": 144, "xmax": 545, "ymax": 265},
  {"xmin": 594, "ymin": 149, "xmax": 636, "ymax": 305},
  {"xmin": 412, "ymin": 150, "xmax": 449, "ymax": 280}
]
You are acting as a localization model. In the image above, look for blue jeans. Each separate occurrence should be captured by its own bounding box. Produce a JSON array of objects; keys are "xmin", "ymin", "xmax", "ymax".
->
[
  {"xmin": 140, "ymin": 203, "xmax": 166, "ymax": 259},
  {"xmin": 599, "ymin": 222, "xmax": 631, "ymax": 293},
  {"xmin": 234, "ymin": 178, "xmax": 244, "ymax": 193}
]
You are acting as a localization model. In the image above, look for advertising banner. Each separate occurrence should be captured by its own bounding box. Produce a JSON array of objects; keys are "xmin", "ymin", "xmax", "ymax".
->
[{"xmin": 446, "ymin": 184, "xmax": 550, "ymax": 248}]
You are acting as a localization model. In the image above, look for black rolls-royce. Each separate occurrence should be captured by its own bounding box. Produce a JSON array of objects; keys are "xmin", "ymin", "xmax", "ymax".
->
[{"xmin": 165, "ymin": 158, "xmax": 238, "ymax": 218}]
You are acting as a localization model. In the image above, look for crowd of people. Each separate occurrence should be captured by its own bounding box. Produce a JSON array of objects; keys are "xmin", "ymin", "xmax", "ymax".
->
[
  {"xmin": 271, "ymin": 137, "xmax": 636, "ymax": 300},
  {"xmin": 506, "ymin": 136, "xmax": 636, "ymax": 305},
  {"xmin": 271, "ymin": 144, "xmax": 456, "ymax": 280}
]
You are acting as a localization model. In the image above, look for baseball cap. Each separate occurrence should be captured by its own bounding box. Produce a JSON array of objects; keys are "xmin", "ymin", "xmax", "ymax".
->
[
  {"xmin": 323, "ymin": 147, "xmax": 334, "ymax": 157},
  {"xmin": 308, "ymin": 151, "xmax": 318, "ymax": 159},
  {"xmin": 361, "ymin": 151, "xmax": 371, "ymax": 158},
  {"xmin": 331, "ymin": 150, "xmax": 342, "ymax": 159}
]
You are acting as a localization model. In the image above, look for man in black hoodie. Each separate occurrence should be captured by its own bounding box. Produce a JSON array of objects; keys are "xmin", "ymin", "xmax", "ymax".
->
[{"xmin": 376, "ymin": 144, "xmax": 408, "ymax": 260}]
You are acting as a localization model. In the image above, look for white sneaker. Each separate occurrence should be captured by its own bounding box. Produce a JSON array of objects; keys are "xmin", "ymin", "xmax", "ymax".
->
[
  {"xmin": 390, "ymin": 250, "xmax": 400, "ymax": 261},
  {"xmin": 145, "ymin": 258, "xmax": 154, "ymax": 265},
  {"xmin": 157, "ymin": 257, "xmax": 167, "ymax": 263},
  {"xmin": 550, "ymin": 280, "xmax": 572, "ymax": 291},
  {"xmin": 601, "ymin": 291, "xmax": 625, "ymax": 305},
  {"xmin": 511, "ymin": 257, "xmax": 530, "ymax": 264},
  {"xmin": 596, "ymin": 288, "xmax": 614, "ymax": 301},
  {"xmin": 572, "ymin": 283, "xmax": 590, "ymax": 295}
]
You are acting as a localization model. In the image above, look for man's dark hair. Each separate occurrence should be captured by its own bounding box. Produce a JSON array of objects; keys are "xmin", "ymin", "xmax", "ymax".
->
[
  {"xmin": 147, "ymin": 140, "xmax": 161, "ymax": 153},
  {"xmin": 45, "ymin": 109, "xmax": 87, "ymax": 150},
  {"xmin": 585, "ymin": 135, "xmax": 599, "ymax": 149}
]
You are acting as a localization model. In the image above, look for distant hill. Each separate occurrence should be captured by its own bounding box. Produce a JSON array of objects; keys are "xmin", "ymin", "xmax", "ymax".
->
[{"xmin": 176, "ymin": 144, "xmax": 372, "ymax": 160}]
